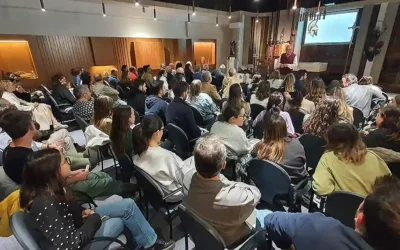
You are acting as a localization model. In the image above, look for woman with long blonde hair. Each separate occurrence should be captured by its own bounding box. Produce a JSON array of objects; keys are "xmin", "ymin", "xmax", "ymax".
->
[
  {"xmin": 305, "ymin": 78, "xmax": 326, "ymax": 105},
  {"xmin": 93, "ymin": 95, "xmax": 114, "ymax": 135},
  {"xmin": 281, "ymin": 73, "xmax": 296, "ymax": 93},
  {"xmin": 313, "ymin": 123, "xmax": 390, "ymax": 196},
  {"xmin": 254, "ymin": 111, "xmax": 307, "ymax": 183},
  {"xmin": 330, "ymin": 87, "xmax": 353, "ymax": 123}
]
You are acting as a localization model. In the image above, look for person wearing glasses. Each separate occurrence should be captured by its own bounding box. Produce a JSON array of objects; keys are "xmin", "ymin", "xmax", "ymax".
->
[
  {"xmin": 132, "ymin": 115, "xmax": 191, "ymax": 202},
  {"xmin": 210, "ymin": 105, "xmax": 259, "ymax": 157}
]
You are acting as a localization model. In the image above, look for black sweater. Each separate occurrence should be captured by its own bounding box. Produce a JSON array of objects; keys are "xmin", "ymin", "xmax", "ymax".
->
[
  {"xmin": 28, "ymin": 194, "xmax": 101, "ymax": 250},
  {"xmin": 52, "ymin": 85, "xmax": 76, "ymax": 106}
]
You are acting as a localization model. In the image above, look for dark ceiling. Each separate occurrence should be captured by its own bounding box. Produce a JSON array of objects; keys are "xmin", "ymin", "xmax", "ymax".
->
[{"xmin": 157, "ymin": 0, "xmax": 363, "ymax": 12}]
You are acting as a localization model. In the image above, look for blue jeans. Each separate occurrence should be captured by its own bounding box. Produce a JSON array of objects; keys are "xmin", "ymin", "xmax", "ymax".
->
[
  {"xmin": 89, "ymin": 199, "xmax": 157, "ymax": 249},
  {"xmin": 255, "ymin": 209, "xmax": 272, "ymax": 229}
]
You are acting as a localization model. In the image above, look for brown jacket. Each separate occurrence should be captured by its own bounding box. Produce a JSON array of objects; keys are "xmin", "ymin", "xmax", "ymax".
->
[{"xmin": 201, "ymin": 82, "xmax": 221, "ymax": 103}]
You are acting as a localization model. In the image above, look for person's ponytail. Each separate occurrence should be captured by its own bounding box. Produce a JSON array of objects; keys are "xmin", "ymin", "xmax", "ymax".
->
[{"xmin": 132, "ymin": 123, "xmax": 149, "ymax": 155}]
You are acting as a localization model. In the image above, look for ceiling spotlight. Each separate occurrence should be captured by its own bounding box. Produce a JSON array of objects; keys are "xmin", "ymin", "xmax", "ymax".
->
[
  {"xmin": 40, "ymin": 0, "xmax": 46, "ymax": 11},
  {"xmin": 153, "ymin": 7, "xmax": 157, "ymax": 20},
  {"xmin": 192, "ymin": 0, "xmax": 196, "ymax": 16},
  {"xmin": 187, "ymin": 7, "xmax": 191, "ymax": 23},
  {"xmin": 142, "ymin": 6, "xmax": 145, "ymax": 13},
  {"xmin": 216, "ymin": 16, "xmax": 219, "ymax": 27},
  {"xmin": 292, "ymin": 0, "xmax": 298, "ymax": 10},
  {"xmin": 228, "ymin": 5, "xmax": 231, "ymax": 19},
  {"xmin": 135, "ymin": 0, "xmax": 139, "ymax": 6},
  {"xmin": 255, "ymin": 11, "xmax": 259, "ymax": 23},
  {"xmin": 102, "ymin": 0, "xmax": 106, "ymax": 17}
]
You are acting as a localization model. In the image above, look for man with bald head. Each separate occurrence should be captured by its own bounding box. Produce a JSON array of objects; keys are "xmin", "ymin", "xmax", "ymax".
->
[
  {"xmin": 91, "ymin": 73, "xmax": 120, "ymax": 101},
  {"xmin": 277, "ymin": 45, "xmax": 298, "ymax": 76}
]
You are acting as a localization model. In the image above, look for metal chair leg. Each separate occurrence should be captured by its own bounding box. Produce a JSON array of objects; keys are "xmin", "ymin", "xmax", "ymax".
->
[
  {"xmin": 308, "ymin": 189, "xmax": 315, "ymax": 213},
  {"xmin": 185, "ymin": 232, "xmax": 188, "ymax": 250}
]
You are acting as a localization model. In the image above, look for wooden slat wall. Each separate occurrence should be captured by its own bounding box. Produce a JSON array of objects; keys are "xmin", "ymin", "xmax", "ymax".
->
[{"xmin": 112, "ymin": 37, "xmax": 131, "ymax": 74}]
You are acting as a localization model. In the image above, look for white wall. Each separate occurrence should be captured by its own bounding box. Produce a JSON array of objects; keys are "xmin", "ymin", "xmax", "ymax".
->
[{"xmin": 0, "ymin": 0, "xmax": 232, "ymax": 65}]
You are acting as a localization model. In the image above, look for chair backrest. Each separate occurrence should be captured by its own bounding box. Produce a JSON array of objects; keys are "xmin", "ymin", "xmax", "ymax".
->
[
  {"xmin": 324, "ymin": 191, "xmax": 365, "ymax": 229},
  {"xmin": 166, "ymin": 123, "xmax": 191, "ymax": 159},
  {"xmin": 74, "ymin": 114, "xmax": 89, "ymax": 132},
  {"xmin": 250, "ymin": 104, "xmax": 265, "ymax": 121},
  {"xmin": 178, "ymin": 204, "xmax": 226, "ymax": 250},
  {"xmin": 299, "ymin": 134, "xmax": 326, "ymax": 174},
  {"xmin": 247, "ymin": 159, "xmax": 292, "ymax": 205},
  {"xmin": 382, "ymin": 92, "xmax": 389, "ymax": 104},
  {"xmin": 40, "ymin": 85, "xmax": 59, "ymax": 111},
  {"xmin": 351, "ymin": 106, "xmax": 364, "ymax": 129},
  {"xmin": 10, "ymin": 211, "xmax": 41, "ymax": 250},
  {"xmin": 287, "ymin": 108, "xmax": 306, "ymax": 134},
  {"xmin": 189, "ymin": 105, "xmax": 204, "ymax": 126},
  {"xmin": 133, "ymin": 109, "xmax": 142, "ymax": 124},
  {"xmin": 134, "ymin": 167, "xmax": 166, "ymax": 210}
]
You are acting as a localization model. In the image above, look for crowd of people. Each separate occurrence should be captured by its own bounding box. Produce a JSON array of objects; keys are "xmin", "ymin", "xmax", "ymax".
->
[{"xmin": 0, "ymin": 57, "xmax": 399, "ymax": 250}]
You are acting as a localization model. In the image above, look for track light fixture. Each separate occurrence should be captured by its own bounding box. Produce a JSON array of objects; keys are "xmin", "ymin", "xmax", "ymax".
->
[
  {"xmin": 135, "ymin": 0, "xmax": 139, "ymax": 7},
  {"xmin": 153, "ymin": 1, "xmax": 157, "ymax": 21},
  {"xmin": 216, "ymin": 15, "xmax": 219, "ymax": 27},
  {"xmin": 255, "ymin": 11, "xmax": 259, "ymax": 23},
  {"xmin": 40, "ymin": 0, "xmax": 46, "ymax": 11},
  {"xmin": 292, "ymin": 0, "xmax": 298, "ymax": 10},
  {"xmin": 228, "ymin": 5, "xmax": 232, "ymax": 19},
  {"xmin": 192, "ymin": 1, "xmax": 196, "ymax": 16},
  {"xmin": 102, "ymin": 0, "xmax": 106, "ymax": 17},
  {"xmin": 187, "ymin": 6, "xmax": 191, "ymax": 23}
]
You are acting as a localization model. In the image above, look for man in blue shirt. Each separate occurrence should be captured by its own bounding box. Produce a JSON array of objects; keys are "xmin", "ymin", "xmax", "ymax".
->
[
  {"xmin": 264, "ymin": 175, "xmax": 399, "ymax": 250},
  {"xmin": 108, "ymin": 68, "xmax": 120, "ymax": 89}
]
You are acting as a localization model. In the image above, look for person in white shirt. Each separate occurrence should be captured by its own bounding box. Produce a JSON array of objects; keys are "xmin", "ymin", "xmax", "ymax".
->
[
  {"xmin": 268, "ymin": 70, "xmax": 284, "ymax": 90},
  {"xmin": 132, "ymin": 115, "xmax": 191, "ymax": 202},
  {"xmin": 276, "ymin": 45, "xmax": 298, "ymax": 76},
  {"xmin": 250, "ymin": 81, "xmax": 269, "ymax": 108},
  {"xmin": 157, "ymin": 69, "xmax": 169, "ymax": 94}
]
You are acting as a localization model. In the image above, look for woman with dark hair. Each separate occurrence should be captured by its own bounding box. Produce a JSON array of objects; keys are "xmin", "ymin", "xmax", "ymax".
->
[
  {"xmin": 20, "ymin": 149, "xmax": 174, "ymax": 250},
  {"xmin": 254, "ymin": 112, "xmax": 307, "ymax": 183},
  {"xmin": 110, "ymin": 105, "xmax": 135, "ymax": 156},
  {"xmin": 285, "ymin": 86, "xmax": 315, "ymax": 115},
  {"xmin": 303, "ymin": 96, "xmax": 340, "ymax": 138},
  {"xmin": 93, "ymin": 95, "xmax": 114, "ymax": 135},
  {"xmin": 250, "ymin": 81, "xmax": 270, "ymax": 107},
  {"xmin": 80, "ymin": 71, "xmax": 92, "ymax": 86},
  {"xmin": 253, "ymin": 92, "xmax": 295, "ymax": 138},
  {"xmin": 222, "ymin": 84, "xmax": 251, "ymax": 117},
  {"xmin": 313, "ymin": 123, "xmax": 390, "ymax": 196},
  {"xmin": 127, "ymin": 79, "xmax": 146, "ymax": 115},
  {"xmin": 51, "ymin": 73, "xmax": 76, "ymax": 106},
  {"xmin": 132, "ymin": 115, "xmax": 186, "ymax": 202},
  {"xmin": 187, "ymin": 79, "xmax": 216, "ymax": 122},
  {"xmin": 325, "ymin": 79, "xmax": 342, "ymax": 94},
  {"xmin": 305, "ymin": 78, "xmax": 326, "ymax": 105},
  {"xmin": 364, "ymin": 105, "xmax": 400, "ymax": 152},
  {"xmin": 211, "ymin": 105, "xmax": 257, "ymax": 157},
  {"xmin": 184, "ymin": 63, "xmax": 194, "ymax": 83}
]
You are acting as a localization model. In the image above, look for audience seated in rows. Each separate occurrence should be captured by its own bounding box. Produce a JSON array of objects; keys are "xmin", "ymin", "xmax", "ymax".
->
[
  {"xmin": 108, "ymin": 68, "xmax": 120, "ymax": 89},
  {"xmin": 222, "ymin": 84, "xmax": 251, "ymax": 120},
  {"xmin": 157, "ymin": 69, "xmax": 169, "ymax": 94},
  {"xmin": 268, "ymin": 70, "xmax": 283, "ymax": 90},
  {"xmin": 167, "ymin": 67, "xmax": 186, "ymax": 98},
  {"xmin": 284, "ymin": 86, "xmax": 315, "ymax": 115},
  {"xmin": 249, "ymin": 81, "xmax": 269, "ymax": 108},
  {"xmin": 211, "ymin": 106, "xmax": 257, "ymax": 157},
  {"xmin": 192, "ymin": 65, "xmax": 202, "ymax": 80},
  {"xmin": 70, "ymin": 67, "xmax": 83, "ymax": 86},
  {"xmin": 364, "ymin": 105, "xmax": 400, "ymax": 152},
  {"xmin": 142, "ymin": 65, "xmax": 154, "ymax": 88},
  {"xmin": 222, "ymin": 68, "xmax": 240, "ymax": 98},
  {"xmin": 166, "ymin": 81, "xmax": 201, "ymax": 141},
  {"xmin": 120, "ymin": 65, "xmax": 130, "ymax": 85},
  {"xmin": 253, "ymin": 111, "xmax": 308, "ymax": 184},
  {"xmin": 342, "ymin": 73, "xmax": 386, "ymax": 118},
  {"xmin": 312, "ymin": 123, "xmax": 390, "ymax": 196},
  {"xmin": 127, "ymin": 78, "xmax": 147, "ymax": 115},
  {"xmin": 303, "ymin": 96, "xmax": 340, "ymax": 138},
  {"xmin": 253, "ymin": 92, "xmax": 295, "ymax": 137},
  {"xmin": 91, "ymin": 73, "xmax": 120, "ymax": 102},
  {"xmin": 326, "ymin": 79, "xmax": 342, "ymax": 93},
  {"xmin": 184, "ymin": 62, "xmax": 194, "ymax": 83},
  {"xmin": 145, "ymin": 80, "xmax": 168, "ymax": 121},
  {"xmin": 51, "ymin": 73, "xmax": 76, "ymax": 106},
  {"xmin": 72, "ymin": 85, "xmax": 94, "ymax": 123},
  {"xmin": 280, "ymin": 73, "xmax": 296, "ymax": 98},
  {"xmin": 187, "ymin": 80, "xmax": 216, "ymax": 123},
  {"xmin": 0, "ymin": 80, "xmax": 67, "ymax": 131},
  {"xmin": 294, "ymin": 69, "xmax": 308, "ymax": 90},
  {"xmin": 305, "ymin": 77, "xmax": 326, "ymax": 105},
  {"xmin": 184, "ymin": 135, "xmax": 270, "ymax": 246},
  {"xmin": 20, "ymin": 149, "xmax": 174, "ymax": 250},
  {"xmin": 132, "ymin": 115, "xmax": 187, "ymax": 202},
  {"xmin": 0, "ymin": 108, "xmax": 134, "ymax": 200},
  {"xmin": 93, "ymin": 95, "xmax": 114, "ymax": 135},
  {"xmin": 201, "ymin": 71, "xmax": 221, "ymax": 103},
  {"xmin": 110, "ymin": 105, "xmax": 135, "ymax": 157},
  {"xmin": 80, "ymin": 70, "xmax": 91, "ymax": 86},
  {"xmin": 330, "ymin": 86, "xmax": 354, "ymax": 124},
  {"xmin": 265, "ymin": 175, "xmax": 397, "ymax": 250}
]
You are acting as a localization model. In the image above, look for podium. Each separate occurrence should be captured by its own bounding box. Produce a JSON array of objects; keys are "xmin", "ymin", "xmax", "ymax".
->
[{"xmin": 295, "ymin": 62, "xmax": 328, "ymax": 72}]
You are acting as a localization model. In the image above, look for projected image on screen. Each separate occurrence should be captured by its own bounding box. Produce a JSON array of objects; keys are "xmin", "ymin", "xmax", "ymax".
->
[{"xmin": 304, "ymin": 11, "xmax": 358, "ymax": 44}]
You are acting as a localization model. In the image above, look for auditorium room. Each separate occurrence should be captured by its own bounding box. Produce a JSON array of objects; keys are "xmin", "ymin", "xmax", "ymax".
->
[{"xmin": 1, "ymin": 0, "xmax": 400, "ymax": 249}]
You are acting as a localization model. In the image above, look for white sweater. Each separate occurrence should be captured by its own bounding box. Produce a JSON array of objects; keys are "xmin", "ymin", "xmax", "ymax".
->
[
  {"xmin": 2, "ymin": 92, "xmax": 34, "ymax": 112},
  {"xmin": 133, "ymin": 146, "xmax": 187, "ymax": 202}
]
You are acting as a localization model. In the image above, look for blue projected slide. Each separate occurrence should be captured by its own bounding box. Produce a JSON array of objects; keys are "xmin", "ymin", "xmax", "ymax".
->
[{"xmin": 304, "ymin": 11, "xmax": 358, "ymax": 44}]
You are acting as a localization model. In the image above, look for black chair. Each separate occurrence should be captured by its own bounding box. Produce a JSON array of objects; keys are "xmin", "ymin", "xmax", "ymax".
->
[
  {"xmin": 41, "ymin": 85, "xmax": 75, "ymax": 125},
  {"xmin": 351, "ymin": 106, "xmax": 365, "ymax": 129},
  {"xmin": 299, "ymin": 135, "xmax": 326, "ymax": 175},
  {"xmin": 10, "ymin": 211, "xmax": 130, "ymax": 250},
  {"xmin": 247, "ymin": 159, "xmax": 296, "ymax": 211},
  {"xmin": 324, "ymin": 191, "xmax": 365, "ymax": 229},
  {"xmin": 109, "ymin": 143, "xmax": 134, "ymax": 183},
  {"xmin": 133, "ymin": 109, "xmax": 143, "ymax": 125},
  {"xmin": 74, "ymin": 114, "xmax": 89, "ymax": 132},
  {"xmin": 382, "ymin": 92, "xmax": 389, "ymax": 104},
  {"xmin": 134, "ymin": 167, "xmax": 181, "ymax": 239},
  {"xmin": 166, "ymin": 123, "xmax": 194, "ymax": 160},
  {"xmin": 250, "ymin": 104, "xmax": 265, "ymax": 121},
  {"xmin": 189, "ymin": 105, "xmax": 204, "ymax": 127},
  {"xmin": 287, "ymin": 108, "xmax": 306, "ymax": 134},
  {"xmin": 178, "ymin": 204, "xmax": 269, "ymax": 250}
]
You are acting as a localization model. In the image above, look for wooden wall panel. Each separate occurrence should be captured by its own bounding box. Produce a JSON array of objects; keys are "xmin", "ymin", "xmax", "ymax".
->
[
  {"xmin": 111, "ymin": 37, "xmax": 130, "ymax": 76},
  {"xmin": 133, "ymin": 40, "xmax": 165, "ymax": 69},
  {"xmin": 0, "ymin": 41, "xmax": 36, "ymax": 74},
  {"xmin": 90, "ymin": 37, "xmax": 115, "ymax": 66},
  {"xmin": 194, "ymin": 42, "xmax": 215, "ymax": 65}
]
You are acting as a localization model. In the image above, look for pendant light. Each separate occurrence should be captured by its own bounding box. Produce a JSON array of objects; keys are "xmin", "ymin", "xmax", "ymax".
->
[
  {"xmin": 135, "ymin": 0, "xmax": 139, "ymax": 7},
  {"xmin": 102, "ymin": 0, "xmax": 106, "ymax": 17},
  {"xmin": 40, "ymin": 0, "xmax": 46, "ymax": 11},
  {"xmin": 192, "ymin": 0, "xmax": 196, "ymax": 16},
  {"xmin": 187, "ymin": 6, "xmax": 191, "ymax": 23}
]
